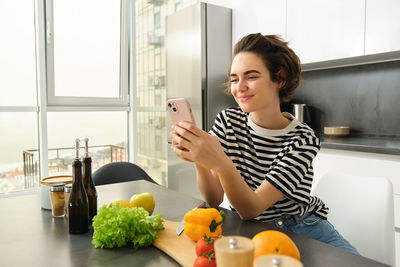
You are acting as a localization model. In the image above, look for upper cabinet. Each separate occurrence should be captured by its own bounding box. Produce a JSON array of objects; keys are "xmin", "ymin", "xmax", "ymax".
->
[
  {"xmin": 286, "ymin": 0, "xmax": 365, "ymax": 64},
  {"xmin": 365, "ymin": 0, "xmax": 400, "ymax": 55},
  {"xmin": 231, "ymin": 0, "xmax": 286, "ymax": 45},
  {"xmin": 229, "ymin": 0, "xmax": 400, "ymax": 69}
]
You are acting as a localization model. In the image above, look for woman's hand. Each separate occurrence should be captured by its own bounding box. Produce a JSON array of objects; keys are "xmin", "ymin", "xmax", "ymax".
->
[{"xmin": 169, "ymin": 121, "xmax": 230, "ymax": 172}]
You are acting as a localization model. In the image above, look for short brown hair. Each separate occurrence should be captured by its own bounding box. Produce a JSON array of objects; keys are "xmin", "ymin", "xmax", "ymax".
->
[{"xmin": 226, "ymin": 33, "xmax": 301, "ymax": 103}]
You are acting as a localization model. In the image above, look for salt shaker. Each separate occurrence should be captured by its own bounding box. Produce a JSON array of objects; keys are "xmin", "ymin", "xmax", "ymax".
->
[
  {"xmin": 50, "ymin": 183, "xmax": 65, "ymax": 217},
  {"xmin": 214, "ymin": 236, "xmax": 254, "ymax": 267}
]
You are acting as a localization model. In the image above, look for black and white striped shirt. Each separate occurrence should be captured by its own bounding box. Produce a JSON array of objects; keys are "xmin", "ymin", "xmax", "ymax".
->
[{"xmin": 210, "ymin": 107, "xmax": 328, "ymax": 221}]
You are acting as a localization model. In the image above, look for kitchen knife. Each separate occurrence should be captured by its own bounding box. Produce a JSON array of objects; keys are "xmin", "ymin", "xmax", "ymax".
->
[{"xmin": 176, "ymin": 202, "xmax": 207, "ymax": 235}]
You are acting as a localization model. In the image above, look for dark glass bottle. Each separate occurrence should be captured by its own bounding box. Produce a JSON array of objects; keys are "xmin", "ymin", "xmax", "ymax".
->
[
  {"xmin": 68, "ymin": 139, "xmax": 89, "ymax": 234},
  {"xmin": 83, "ymin": 138, "xmax": 97, "ymax": 226}
]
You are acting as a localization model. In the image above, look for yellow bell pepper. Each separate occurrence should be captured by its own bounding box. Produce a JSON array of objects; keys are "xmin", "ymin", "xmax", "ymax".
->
[{"xmin": 183, "ymin": 208, "xmax": 225, "ymax": 242}]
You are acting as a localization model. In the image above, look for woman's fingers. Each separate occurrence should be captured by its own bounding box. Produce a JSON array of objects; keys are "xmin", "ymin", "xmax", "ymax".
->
[
  {"xmin": 176, "ymin": 121, "xmax": 204, "ymax": 137},
  {"xmin": 171, "ymin": 143, "xmax": 193, "ymax": 162},
  {"xmin": 170, "ymin": 131, "xmax": 192, "ymax": 150},
  {"xmin": 172, "ymin": 125, "xmax": 197, "ymax": 142}
]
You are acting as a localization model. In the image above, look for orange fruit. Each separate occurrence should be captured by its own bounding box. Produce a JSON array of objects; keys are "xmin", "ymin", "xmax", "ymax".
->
[{"xmin": 252, "ymin": 230, "xmax": 300, "ymax": 260}]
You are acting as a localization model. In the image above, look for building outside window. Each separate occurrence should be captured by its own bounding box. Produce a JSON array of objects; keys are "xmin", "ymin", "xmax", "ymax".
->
[{"xmin": 134, "ymin": 0, "xmax": 196, "ymax": 186}]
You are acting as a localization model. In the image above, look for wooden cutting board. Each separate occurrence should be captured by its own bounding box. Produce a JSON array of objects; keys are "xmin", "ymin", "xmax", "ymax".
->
[{"xmin": 153, "ymin": 219, "xmax": 197, "ymax": 267}]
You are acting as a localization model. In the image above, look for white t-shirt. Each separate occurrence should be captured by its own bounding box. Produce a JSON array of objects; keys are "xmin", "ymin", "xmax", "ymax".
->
[{"xmin": 210, "ymin": 107, "xmax": 328, "ymax": 221}]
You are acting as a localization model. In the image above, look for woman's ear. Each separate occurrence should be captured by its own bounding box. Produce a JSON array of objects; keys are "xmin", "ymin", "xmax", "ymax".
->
[{"xmin": 277, "ymin": 69, "xmax": 286, "ymax": 90}]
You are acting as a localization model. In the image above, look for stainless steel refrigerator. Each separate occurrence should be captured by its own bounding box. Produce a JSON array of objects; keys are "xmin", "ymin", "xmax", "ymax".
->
[{"xmin": 166, "ymin": 2, "xmax": 236, "ymax": 198}]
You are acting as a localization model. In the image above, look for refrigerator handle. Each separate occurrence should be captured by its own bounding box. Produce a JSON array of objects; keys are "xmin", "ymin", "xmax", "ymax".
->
[{"xmin": 201, "ymin": 88, "xmax": 207, "ymax": 131}]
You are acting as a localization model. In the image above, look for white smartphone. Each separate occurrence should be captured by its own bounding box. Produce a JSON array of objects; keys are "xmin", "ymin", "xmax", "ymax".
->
[{"xmin": 167, "ymin": 98, "xmax": 196, "ymax": 126}]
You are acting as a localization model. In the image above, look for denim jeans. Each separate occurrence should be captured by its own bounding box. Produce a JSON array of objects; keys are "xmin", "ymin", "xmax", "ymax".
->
[{"xmin": 269, "ymin": 212, "xmax": 359, "ymax": 255}]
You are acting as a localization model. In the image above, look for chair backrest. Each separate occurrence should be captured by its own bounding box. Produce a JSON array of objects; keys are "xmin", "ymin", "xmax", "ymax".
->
[
  {"xmin": 312, "ymin": 171, "xmax": 395, "ymax": 266},
  {"xmin": 92, "ymin": 162, "xmax": 156, "ymax": 186}
]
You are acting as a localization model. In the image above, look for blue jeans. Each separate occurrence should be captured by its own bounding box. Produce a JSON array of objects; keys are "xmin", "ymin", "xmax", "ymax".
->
[{"xmin": 269, "ymin": 212, "xmax": 359, "ymax": 255}]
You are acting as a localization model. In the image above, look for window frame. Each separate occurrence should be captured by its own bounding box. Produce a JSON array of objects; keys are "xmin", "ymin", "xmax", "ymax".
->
[{"xmin": 45, "ymin": 0, "xmax": 130, "ymax": 107}]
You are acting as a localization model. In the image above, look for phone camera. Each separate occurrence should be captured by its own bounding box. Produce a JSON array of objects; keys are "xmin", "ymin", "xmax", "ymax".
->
[
  {"xmin": 168, "ymin": 103, "xmax": 172, "ymax": 108},
  {"xmin": 172, "ymin": 107, "xmax": 177, "ymax": 112}
]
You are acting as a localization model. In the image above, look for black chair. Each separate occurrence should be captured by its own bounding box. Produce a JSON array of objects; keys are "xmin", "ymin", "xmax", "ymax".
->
[{"xmin": 92, "ymin": 162, "xmax": 157, "ymax": 186}]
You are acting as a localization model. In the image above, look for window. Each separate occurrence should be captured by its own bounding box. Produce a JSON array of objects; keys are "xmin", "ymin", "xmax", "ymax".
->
[
  {"xmin": 0, "ymin": 0, "xmax": 37, "ymax": 107},
  {"xmin": 154, "ymin": 12, "xmax": 161, "ymax": 29},
  {"xmin": 0, "ymin": 1, "xmax": 38, "ymax": 194},
  {"xmin": 0, "ymin": 0, "xmax": 130, "ymax": 195},
  {"xmin": 46, "ymin": 0, "xmax": 129, "ymax": 106},
  {"xmin": 42, "ymin": 0, "xmax": 130, "ymax": 178},
  {"xmin": 0, "ymin": 0, "xmax": 198, "ymax": 195},
  {"xmin": 47, "ymin": 112, "xmax": 128, "ymax": 175},
  {"xmin": 0, "ymin": 113, "xmax": 39, "ymax": 193}
]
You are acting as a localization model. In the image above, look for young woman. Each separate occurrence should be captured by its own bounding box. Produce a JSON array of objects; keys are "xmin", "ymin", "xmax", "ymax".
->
[{"xmin": 170, "ymin": 33, "xmax": 358, "ymax": 254}]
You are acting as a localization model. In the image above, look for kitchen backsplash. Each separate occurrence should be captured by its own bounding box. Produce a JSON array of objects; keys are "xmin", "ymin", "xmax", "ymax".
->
[{"xmin": 291, "ymin": 61, "xmax": 400, "ymax": 138}]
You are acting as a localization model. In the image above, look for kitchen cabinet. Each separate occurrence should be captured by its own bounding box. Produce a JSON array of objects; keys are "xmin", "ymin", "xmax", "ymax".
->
[
  {"xmin": 231, "ymin": 0, "xmax": 287, "ymax": 45},
  {"xmin": 313, "ymin": 148, "xmax": 400, "ymax": 267},
  {"xmin": 228, "ymin": 0, "xmax": 400, "ymax": 69},
  {"xmin": 313, "ymin": 148, "xmax": 400, "ymax": 197},
  {"xmin": 396, "ymin": 232, "xmax": 400, "ymax": 267},
  {"xmin": 286, "ymin": 0, "xmax": 365, "ymax": 64},
  {"xmin": 365, "ymin": 0, "xmax": 400, "ymax": 55}
]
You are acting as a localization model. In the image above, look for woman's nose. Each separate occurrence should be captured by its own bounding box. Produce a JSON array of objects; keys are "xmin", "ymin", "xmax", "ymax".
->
[{"xmin": 236, "ymin": 79, "xmax": 248, "ymax": 92}]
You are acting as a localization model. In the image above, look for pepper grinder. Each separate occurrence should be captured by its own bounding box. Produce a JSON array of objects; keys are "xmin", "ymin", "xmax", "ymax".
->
[
  {"xmin": 214, "ymin": 236, "xmax": 254, "ymax": 267},
  {"xmin": 254, "ymin": 254, "xmax": 303, "ymax": 267}
]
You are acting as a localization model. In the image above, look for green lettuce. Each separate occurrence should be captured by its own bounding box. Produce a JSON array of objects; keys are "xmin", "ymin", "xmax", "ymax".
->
[{"xmin": 92, "ymin": 204, "xmax": 164, "ymax": 249}]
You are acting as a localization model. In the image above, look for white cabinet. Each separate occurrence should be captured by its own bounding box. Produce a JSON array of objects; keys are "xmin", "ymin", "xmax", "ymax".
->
[
  {"xmin": 313, "ymin": 149, "xmax": 400, "ymax": 266},
  {"xmin": 313, "ymin": 149, "xmax": 400, "ymax": 198},
  {"xmin": 396, "ymin": 232, "xmax": 400, "ymax": 267},
  {"xmin": 286, "ymin": 0, "xmax": 365, "ymax": 64},
  {"xmin": 365, "ymin": 0, "xmax": 400, "ymax": 55},
  {"xmin": 230, "ymin": 0, "xmax": 400, "ymax": 67},
  {"xmin": 231, "ymin": 0, "xmax": 286, "ymax": 46}
]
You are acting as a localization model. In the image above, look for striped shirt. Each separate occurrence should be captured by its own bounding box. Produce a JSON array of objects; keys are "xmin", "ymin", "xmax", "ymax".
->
[{"xmin": 210, "ymin": 107, "xmax": 328, "ymax": 221}]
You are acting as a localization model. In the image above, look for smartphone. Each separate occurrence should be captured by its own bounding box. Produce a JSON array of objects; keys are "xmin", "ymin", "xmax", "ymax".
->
[{"xmin": 167, "ymin": 98, "xmax": 196, "ymax": 126}]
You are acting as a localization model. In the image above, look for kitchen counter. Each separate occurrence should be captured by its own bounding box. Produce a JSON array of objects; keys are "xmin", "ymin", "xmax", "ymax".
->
[
  {"xmin": 0, "ymin": 180, "xmax": 388, "ymax": 267},
  {"xmin": 320, "ymin": 135, "xmax": 400, "ymax": 155}
]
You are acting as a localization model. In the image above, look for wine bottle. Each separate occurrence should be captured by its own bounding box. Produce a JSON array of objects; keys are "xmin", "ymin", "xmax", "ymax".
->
[
  {"xmin": 68, "ymin": 138, "xmax": 89, "ymax": 234},
  {"xmin": 83, "ymin": 138, "xmax": 97, "ymax": 226}
]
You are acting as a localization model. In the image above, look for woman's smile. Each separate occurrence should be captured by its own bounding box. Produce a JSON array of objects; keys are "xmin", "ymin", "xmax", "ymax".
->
[{"xmin": 238, "ymin": 95, "xmax": 253, "ymax": 102}]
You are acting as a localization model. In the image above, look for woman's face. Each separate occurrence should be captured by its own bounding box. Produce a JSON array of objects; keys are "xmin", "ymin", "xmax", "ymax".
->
[{"xmin": 230, "ymin": 52, "xmax": 281, "ymax": 113}]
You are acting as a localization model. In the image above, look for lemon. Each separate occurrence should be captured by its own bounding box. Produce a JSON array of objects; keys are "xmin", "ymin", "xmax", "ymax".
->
[
  {"xmin": 129, "ymin": 192, "xmax": 155, "ymax": 215},
  {"xmin": 108, "ymin": 199, "xmax": 131, "ymax": 208}
]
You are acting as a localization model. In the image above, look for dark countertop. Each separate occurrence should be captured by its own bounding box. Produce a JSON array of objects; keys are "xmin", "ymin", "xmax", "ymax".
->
[
  {"xmin": 0, "ymin": 180, "xmax": 388, "ymax": 267},
  {"xmin": 320, "ymin": 135, "xmax": 400, "ymax": 155}
]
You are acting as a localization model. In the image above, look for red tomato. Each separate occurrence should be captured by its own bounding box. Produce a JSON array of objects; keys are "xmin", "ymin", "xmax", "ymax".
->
[
  {"xmin": 193, "ymin": 255, "xmax": 216, "ymax": 267},
  {"xmin": 195, "ymin": 236, "xmax": 217, "ymax": 256}
]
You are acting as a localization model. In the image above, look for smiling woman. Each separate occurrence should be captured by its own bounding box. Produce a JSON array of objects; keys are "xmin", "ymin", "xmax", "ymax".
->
[{"xmin": 170, "ymin": 33, "xmax": 358, "ymax": 255}]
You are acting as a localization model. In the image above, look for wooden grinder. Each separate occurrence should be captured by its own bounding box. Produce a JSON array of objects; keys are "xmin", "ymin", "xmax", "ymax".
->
[
  {"xmin": 254, "ymin": 255, "xmax": 304, "ymax": 267},
  {"xmin": 214, "ymin": 236, "xmax": 254, "ymax": 267}
]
